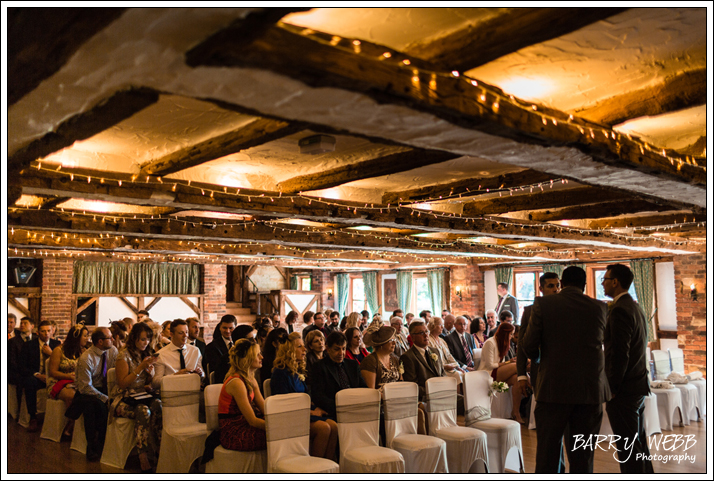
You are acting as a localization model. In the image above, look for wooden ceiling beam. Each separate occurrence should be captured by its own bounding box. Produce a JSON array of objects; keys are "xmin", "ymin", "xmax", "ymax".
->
[
  {"xmin": 185, "ymin": 22, "xmax": 705, "ymax": 188},
  {"xmin": 139, "ymin": 118, "xmax": 305, "ymax": 176},
  {"xmin": 514, "ymin": 200, "xmax": 684, "ymax": 223},
  {"xmin": 404, "ymin": 8, "xmax": 628, "ymax": 72},
  {"xmin": 277, "ymin": 149, "xmax": 459, "ymax": 194},
  {"xmin": 584, "ymin": 212, "xmax": 704, "ymax": 230},
  {"xmin": 575, "ymin": 68, "xmax": 707, "ymax": 126}
]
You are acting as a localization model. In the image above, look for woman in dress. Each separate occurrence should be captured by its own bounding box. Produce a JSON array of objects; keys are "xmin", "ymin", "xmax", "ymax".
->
[
  {"xmin": 110, "ymin": 320, "xmax": 128, "ymax": 351},
  {"xmin": 470, "ymin": 317, "xmax": 487, "ymax": 348},
  {"xmin": 258, "ymin": 328, "xmax": 287, "ymax": 394},
  {"xmin": 304, "ymin": 329, "xmax": 325, "ymax": 379},
  {"xmin": 477, "ymin": 322, "xmax": 523, "ymax": 422},
  {"xmin": 344, "ymin": 327, "xmax": 368, "ymax": 364},
  {"xmin": 219, "ymin": 338, "xmax": 267, "ymax": 452},
  {"xmin": 47, "ymin": 323, "xmax": 89, "ymax": 437},
  {"xmin": 271, "ymin": 332, "xmax": 338, "ymax": 460},
  {"xmin": 111, "ymin": 322, "xmax": 162, "ymax": 472},
  {"xmin": 427, "ymin": 317, "xmax": 465, "ymax": 386},
  {"xmin": 359, "ymin": 326, "xmax": 402, "ymax": 390}
]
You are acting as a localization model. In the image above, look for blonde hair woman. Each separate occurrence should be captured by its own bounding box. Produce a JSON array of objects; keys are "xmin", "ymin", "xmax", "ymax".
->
[
  {"xmin": 344, "ymin": 311, "xmax": 361, "ymax": 330},
  {"xmin": 218, "ymin": 339, "xmax": 266, "ymax": 451},
  {"xmin": 271, "ymin": 332, "xmax": 338, "ymax": 460}
]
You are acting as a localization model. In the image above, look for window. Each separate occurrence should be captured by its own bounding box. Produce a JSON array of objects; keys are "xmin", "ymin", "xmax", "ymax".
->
[
  {"xmin": 299, "ymin": 276, "xmax": 312, "ymax": 291},
  {"xmin": 514, "ymin": 271, "xmax": 538, "ymax": 320},
  {"xmin": 594, "ymin": 269, "xmax": 638, "ymax": 302},
  {"xmin": 414, "ymin": 277, "xmax": 431, "ymax": 314},
  {"xmin": 351, "ymin": 277, "xmax": 365, "ymax": 314}
]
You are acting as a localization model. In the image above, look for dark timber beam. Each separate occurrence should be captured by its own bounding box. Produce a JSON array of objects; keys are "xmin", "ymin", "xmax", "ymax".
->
[
  {"xmin": 139, "ymin": 118, "xmax": 305, "ymax": 176},
  {"xmin": 585, "ymin": 213, "xmax": 704, "ymax": 230},
  {"xmin": 277, "ymin": 149, "xmax": 459, "ymax": 194},
  {"xmin": 514, "ymin": 200, "xmax": 683, "ymax": 223},
  {"xmin": 575, "ymin": 68, "xmax": 707, "ymax": 126},
  {"xmin": 404, "ymin": 8, "xmax": 628, "ymax": 72},
  {"xmin": 186, "ymin": 22, "xmax": 705, "ymax": 187}
]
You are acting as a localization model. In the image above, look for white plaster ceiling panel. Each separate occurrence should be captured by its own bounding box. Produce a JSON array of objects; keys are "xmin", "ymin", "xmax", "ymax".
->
[
  {"xmin": 614, "ymin": 105, "xmax": 706, "ymax": 151},
  {"xmin": 41, "ymin": 94, "xmax": 257, "ymax": 173},
  {"xmin": 282, "ymin": 8, "xmax": 500, "ymax": 52},
  {"xmin": 466, "ymin": 8, "xmax": 706, "ymax": 112}
]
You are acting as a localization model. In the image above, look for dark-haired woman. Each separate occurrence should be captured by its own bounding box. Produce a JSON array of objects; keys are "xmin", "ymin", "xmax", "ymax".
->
[
  {"xmin": 477, "ymin": 323, "xmax": 523, "ymax": 423},
  {"xmin": 111, "ymin": 322, "xmax": 162, "ymax": 472},
  {"xmin": 258, "ymin": 328, "xmax": 287, "ymax": 394},
  {"xmin": 344, "ymin": 327, "xmax": 368, "ymax": 364},
  {"xmin": 470, "ymin": 317, "xmax": 487, "ymax": 349}
]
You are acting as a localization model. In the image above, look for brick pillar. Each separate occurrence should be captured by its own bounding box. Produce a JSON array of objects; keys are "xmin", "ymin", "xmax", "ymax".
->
[
  {"xmin": 673, "ymin": 253, "xmax": 706, "ymax": 377},
  {"xmin": 41, "ymin": 257, "xmax": 74, "ymax": 338},
  {"xmin": 450, "ymin": 264, "xmax": 485, "ymax": 318},
  {"xmin": 202, "ymin": 263, "xmax": 227, "ymax": 343},
  {"xmin": 313, "ymin": 271, "xmax": 333, "ymax": 312}
]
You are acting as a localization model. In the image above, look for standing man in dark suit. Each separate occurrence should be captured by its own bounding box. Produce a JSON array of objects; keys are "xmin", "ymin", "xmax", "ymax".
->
[
  {"xmin": 445, "ymin": 316, "xmax": 477, "ymax": 371},
  {"xmin": 522, "ymin": 266, "xmax": 610, "ymax": 473},
  {"xmin": 204, "ymin": 315, "xmax": 235, "ymax": 380},
  {"xmin": 495, "ymin": 283, "xmax": 520, "ymax": 325},
  {"xmin": 311, "ymin": 331, "xmax": 367, "ymax": 419},
  {"xmin": 603, "ymin": 264, "xmax": 654, "ymax": 473},
  {"xmin": 19, "ymin": 320, "xmax": 61, "ymax": 432}
]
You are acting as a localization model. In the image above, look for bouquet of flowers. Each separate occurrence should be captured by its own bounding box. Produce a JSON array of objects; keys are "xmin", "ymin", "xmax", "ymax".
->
[{"xmin": 489, "ymin": 381, "xmax": 509, "ymax": 396}]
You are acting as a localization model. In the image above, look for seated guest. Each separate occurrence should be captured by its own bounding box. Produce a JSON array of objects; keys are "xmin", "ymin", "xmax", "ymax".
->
[
  {"xmin": 186, "ymin": 317, "xmax": 206, "ymax": 359},
  {"xmin": 205, "ymin": 315, "xmax": 237, "ymax": 378},
  {"xmin": 359, "ymin": 310, "xmax": 370, "ymax": 331},
  {"xmin": 303, "ymin": 311, "xmax": 328, "ymax": 340},
  {"xmin": 326, "ymin": 310, "xmax": 341, "ymax": 334},
  {"xmin": 427, "ymin": 317, "xmax": 465, "ymax": 386},
  {"xmin": 145, "ymin": 320, "xmax": 163, "ymax": 352},
  {"xmin": 344, "ymin": 327, "xmax": 368, "ymax": 364},
  {"xmin": 159, "ymin": 321, "xmax": 172, "ymax": 348},
  {"xmin": 405, "ymin": 313, "xmax": 415, "ymax": 325},
  {"xmin": 477, "ymin": 323, "xmax": 523, "ymax": 423},
  {"xmin": 153, "ymin": 319, "xmax": 204, "ymax": 389},
  {"xmin": 389, "ymin": 317, "xmax": 409, "ymax": 358},
  {"xmin": 311, "ymin": 331, "xmax": 367, "ymax": 419},
  {"xmin": 302, "ymin": 310, "xmax": 315, "ymax": 332},
  {"xmin": 111, "ymin": 323, "xmax": 161, "ymax": 473},
  {"xmin": 271, "ymin": 332, "xmax": 338, "ymax": 460},
  {"xmin": 212, "ymin": 325, "xmax": 256, "ymax": 385},
  {"xmin": 485, "ymin": 310, "xmax": 499, "ymax": 338},
  {"xmin": 360, "ymin": 326, "xmax": 402, "ymax": 390},
  {"xmin": 47, "ymin": 324, "xmax": 89, "ymax": 437},
  {"xmin": 270, "ymin": 313, "xmax": 281, "ymax": 329},
  {"xmin": 110, "ymin": 320, "xmax": 128, "ymax": 351},
  {"xmin": 440, "ymin": 314, "xmax": 456, "ymax": 339},
  {"xmin": 121, "ymin": 317, "xmax": 135, "ymax": 331},
  {"xmin": 8, "ymin": 313, "xmax": 19, "ymax": 340},
  {"xmin": 361, "ymin": 316, "xmax": 383, "ymax": 348},
  {"xmin": 499, "ymin": 310, "xmax": 517, "ymax": 361},
  {"xmin": 282, "ymin": 311, "xmax": 299, "ymax": 334},
  {"xmin": 400, "ymin": 321, "xmax": 445, "ymax": 402},
  {"xmin": 470, "ymin": 317, "xmax": 487, "ymax": 348},
  {"xmin": 66, "ymin": 327, "xmax": 117, "ymax": 461},
  {"xmin": 304, "ymin": 329, "xmax": 325, "ymax": 381},
  {"xmin": 419, "ymin": 310, "xmax": 432, "ymax": 323},
  {"xmin": 137, "ymin": 310, "xmax": 150, "ymax": 323},
  {"xmin": 253, "ymin": 317, "xmax": 273, "ymax": 350},
  {"xmin": 19, "ymin": 320, "xmax": 61, "ymax": 432},
  {"xmin": 219, "ymin": 339, "xmax": 267, "ymax": 452},
  {"xmin": 445, "ymin": 316, "xmax": 478, "ymax": 371},
  {"xmin": 344, "ymin": 312, "xmax": 361, "ymax": 331},
  {"xmin": 258, "ymin": 328, "xmax": 288, "ymax": 392}
]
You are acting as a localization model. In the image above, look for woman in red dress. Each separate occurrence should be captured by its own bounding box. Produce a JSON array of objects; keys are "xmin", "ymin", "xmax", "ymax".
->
[{"xmin": 218, "ymin": 338, "xmax": 267, "ymax": 451}]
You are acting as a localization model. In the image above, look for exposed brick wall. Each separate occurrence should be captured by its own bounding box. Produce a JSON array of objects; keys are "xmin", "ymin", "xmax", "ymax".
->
[
  {"xmin": 41, "ymin": 257, "xmax": 74, "ymax": 339},
  {"xmin": 312, "ymin": 271, "xmax": 333, "ymax": 313},
  {"xmin": 673, "ymin": 253, "xmax": 706, "ymax": 377},
  {"xmin": 449, "ymin": 264, "xmax": 485, "ymax": 318},
  {"xmin": 202, "ymin": 263, "xmax": 227, "ymax": 343}
]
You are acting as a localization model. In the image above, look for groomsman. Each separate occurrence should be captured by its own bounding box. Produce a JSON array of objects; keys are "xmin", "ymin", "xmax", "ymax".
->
[{"xmin": 495, "ymin": 283, "xmax": 519, "ymax": 324}]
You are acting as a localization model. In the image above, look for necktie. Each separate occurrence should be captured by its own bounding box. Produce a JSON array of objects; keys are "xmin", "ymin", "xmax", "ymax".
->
[
  {"xmin": 496, "ymin": 296, "xmax": 504, "ymax": 313},
  {"xmin": 100, "ymin": 351, "xmax": 108, "ymax": 394},
  {"xmin": 227, "ymin": 341, "xmax": 233, "ymax": 351},
  {"xmin": 179, "ymin": 348, "xmax": 186, "ymax": 370},
  {"xmin": 336, "ymin": 363, "xmax": 350, "ymax": 390},
  {"xmin": 461, "ymin": 335, "xmax": 474, "ymax": 367}
]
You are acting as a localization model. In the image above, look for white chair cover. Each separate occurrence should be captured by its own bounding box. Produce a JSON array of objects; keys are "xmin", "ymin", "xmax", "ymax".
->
[
  {"xmin": 472, "ymin": 348, "xmax": 482, "ymax": 367},
  {"xmin": 425, "ymin": 377, "xmax": 489, "ymax": 473},
  {"xmin": 651, "ymin": 387, "xmax": 684, "ymax": 431},
  {"xmin": 157, "ymin": 373, "xmax": 207, "ymax": 473},
  {"xmin": 382, "ymin": 382, "xmax": 448, "ymax": 473},
  {"xmin": 265, "ymin": 392, "xmax": 339, "ymax": 473},
  {"xmin": 70, "ymin": 414, "xmax": 87, "ymax": 454},
  {"xmin": 652, "ymin": 350, "xmax": 700, "ymax": 423},
  {"xmin": 263, "ymin": 378, "xmax": 271, "ymax": 398},
  {"xmin": 204, "ymin": 384, "xmax": 267, "ymax": 473},
  {"xmin": 669, "ymin": 348, "xmax": 706, "ymax": 416},
  {"xmin": 40, "ymin": 398, "xmax": 68, "ymax": 442},
  {"xmin": 335, "ymin": 388, "xmax": 405, "ymax": 473},
  {"xmin": 463, "ymin": 371, "xmax": 524, "ymax": 473},
  {"xmin": 8, "ymin": 384, "xmax": 20, "ymax": 420},
  {"xmin": 18, "ymin": 386, "xmax": 47, "ymax": 428},
  {"xmin": 643, "ymin": 393, "xmax": 661, "ymax": 436},
  {"xmin": 100, "ymin": 368, "xmax": 138, "ymax": 469}
]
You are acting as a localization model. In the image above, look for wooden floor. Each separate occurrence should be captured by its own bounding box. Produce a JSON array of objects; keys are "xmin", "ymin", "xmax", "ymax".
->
[{"xmin": 5, "ymin": 411, "xmax": 707, "ymax": 474}]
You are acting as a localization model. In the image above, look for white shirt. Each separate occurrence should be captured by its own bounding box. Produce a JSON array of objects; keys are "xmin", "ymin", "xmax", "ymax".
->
[
  {"xmin": 477, "ymin": 337, "xmax": 503, "ymax": 373},
  {"xmin": 152, "ymin": 342, "xmax": 202, "ymax": 389}
]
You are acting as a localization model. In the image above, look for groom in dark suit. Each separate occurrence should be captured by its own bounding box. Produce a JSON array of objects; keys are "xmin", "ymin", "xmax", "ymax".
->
[
  {"xmin": 445, "ymin": 316, "xmax": 477, "ymax": 370},
  {"xmin": 603, "ymin": 264, "xmax": 653, "ymax": 473},
  {"xmin": 311, "ymin": 331, "xmax": 367, "ymax": 419},
  {"xmin": 401, "ymin": 321, "xmax": 445, "ymax": 401},
  {"xmin": 522, "ymin": 266, "xmax": 610, "ymax": 473}
]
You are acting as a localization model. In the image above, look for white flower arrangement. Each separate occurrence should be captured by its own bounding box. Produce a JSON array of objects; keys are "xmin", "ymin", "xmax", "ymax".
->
[
  {"xmin": 489, "ymin": 381, "xmax": 509, "ymax": 396},
  {"xmin": 399, "ymin": 363, "xmax": 405, "ymax": 375}
]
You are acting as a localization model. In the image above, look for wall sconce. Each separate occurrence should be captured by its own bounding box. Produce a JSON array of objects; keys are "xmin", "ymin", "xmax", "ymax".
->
[
  {"xmin": 455, "ymin": 286, "xmax": 463, "ymax": 301},
  {"xmin": 327, "ymin": 288, "xmax": 333, "ymax": 300},
  {"xmin": 690, "ymin": 283, "xmax": 698, "ymax": 301}
]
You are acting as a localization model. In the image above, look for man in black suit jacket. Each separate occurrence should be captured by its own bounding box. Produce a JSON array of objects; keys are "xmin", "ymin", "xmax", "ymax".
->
[
  {"xmin": 522, "ymin": 266, "xmax": 610, "ymax": 473},
  {"xmin": 495, "ymin": 283, "xmax": 520, "ymax": 324},
  {"xmin": 311, "ymin": 331, "xmax": 367, "ymax": 418},
  {"xmin": 445, "ymin": 316, "xmax": 477, "ymax": 370},
  {"xmin": 187, "ymin": 317, "xmax": 207, "ymax": 358},
  {"xmin": 484, "ymin": 310, "xmax": 499, "ymax": 338},
  {"xmin": 204, "ymin": 315, "xmax": 235, "ymax": 380},
  {"xmin": 603, "ymin": 264, "xmax": 654, "ymax": 473},
  {"xmin": 19, "ymin": 320, "xmax": 61, "ymax": 431},
  {"xmin": 401, "ymin": 321, "xmax": 446, "ymax": 402}
]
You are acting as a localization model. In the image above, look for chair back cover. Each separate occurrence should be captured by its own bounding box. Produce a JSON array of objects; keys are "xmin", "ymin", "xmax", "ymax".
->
[
  {"xmin": 472, "ymin": 348, "xmax": 482, "ymax": 366},
  {"xmin": 107, "ymin": 368, "xmax": 117, "ymax": 396},
  {"xmin": 204, "ymin": 384, "xmax": 221, "ymax": 432},
  {"xmin": 463, "ymin": 371, "xmax": 492, "ymax": 426},
  {"xmin": 381, "ymin": 382, "xmax": 419, "ymax": 448},
  {"xmin": 669, "ymin": 348, "xmax": 685, "ymax": 374},
  {"xmin": 263, "ymin": 378, "xmax": 272, "ymax": 398},
  {"xmin": 161, "ymin": 373, "xmax": 201, "ymax": 427},
  {"xmin": 336, "ymin": 388, "xmax": 381, "ymax": 451},
  {"xmin": 265, "ymin": 393, "xmax": 311, "ymax": 470},
  {"xmin": 425, "ymin": 377, "xmax": 458, "ymax": 435},
  {"xmin": 652, "ymin": 350, "xmax": 672, "ymax": 379}
]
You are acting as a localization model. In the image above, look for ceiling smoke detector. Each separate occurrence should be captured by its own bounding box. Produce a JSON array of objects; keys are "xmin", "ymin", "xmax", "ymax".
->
[{"xmin": 299, "ymin": 134, "xmax": 336, "ymax": 154}]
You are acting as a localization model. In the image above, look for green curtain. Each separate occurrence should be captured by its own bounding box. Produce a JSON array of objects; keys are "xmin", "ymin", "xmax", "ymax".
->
[
  {"xmin": 74, "ymin": 261, "xmax": 200, "ymax": 294},
  {"xmin": 335, "ymin": 273, "xmax": 350, "ymax": 317},
  {"xmin": 631, "ymin": 259, "xmax": 656, "ymax": 342},
  {"xmin": 397, "ymin": 271, "xmax": 413, "ymax": 313},
  {"xmin": 290, "ymin": 275, "xmax": 298, "ymax": 290},
  {"xmin": 542, "ymin": 264, "xmax": 564, "ymax": 278},
  {"xmin": 495, "ymin": 267, "xmax": 513, "ymax": 287},
  {"xmin": 427, "ymin": 268, "xmax": 445, "ymax": 314},
  {"xmin": 362, "ymin": 271, "xmax": 379, "ymax": 317}
]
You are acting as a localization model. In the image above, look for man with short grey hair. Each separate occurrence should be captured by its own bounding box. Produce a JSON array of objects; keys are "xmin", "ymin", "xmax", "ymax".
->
[{"xmin": 485, "ymin": 309, "xmax": 498, "ymax": 338}]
